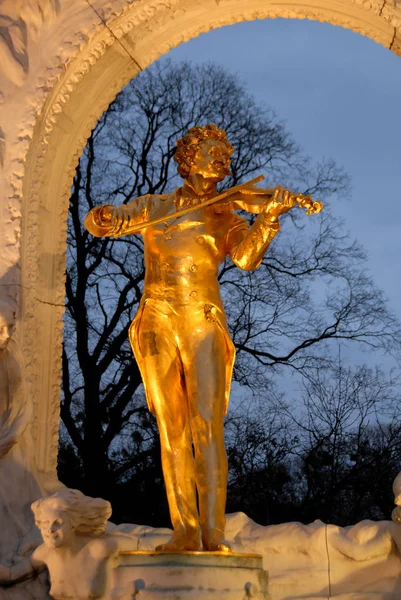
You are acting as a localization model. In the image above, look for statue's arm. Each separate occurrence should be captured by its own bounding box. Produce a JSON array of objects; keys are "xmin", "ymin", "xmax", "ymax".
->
[
  {"xmin": 84, "ymin": 194, "xmax": 153, "ymax": 238},
  {"xmin": 227, "ymin": 187, "xmax": 297, "ymax": 270},
  {"xmin": 89, "ymin": 534, "xmax": 138, "ymax": 560},
  {"xmin": 227, "ymin": 213, "xmax": 280, "ymax": 271}
]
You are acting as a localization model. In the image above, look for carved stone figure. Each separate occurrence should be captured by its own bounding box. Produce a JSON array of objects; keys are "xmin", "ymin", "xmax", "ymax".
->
[
  {"xmin": 0, "ymin": 300, "xmax": 43, "ymax": 567},
  {"xmin": 0, "ymin": 300, "xmax": 30, "ymax": 456},
  {"xmin": 0, "ymin": 488, "xmax": 137, "ymax": 599},
  {"xmin": 0, "ymin": 300, "xmax": 63, "ymax": 600},
  {"xmin": 84, "ymin": 124, "xmax": 322, "ymax": 553}
]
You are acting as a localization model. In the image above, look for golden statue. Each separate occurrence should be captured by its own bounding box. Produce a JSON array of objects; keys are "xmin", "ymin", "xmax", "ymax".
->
[{"xmin": 84, "ymin": 124, "xmax": 322, "ymax": 553}]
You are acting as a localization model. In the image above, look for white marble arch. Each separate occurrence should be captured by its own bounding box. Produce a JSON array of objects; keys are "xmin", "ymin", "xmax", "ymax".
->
[{"xmin": 0, "ymin": 0, "xmax": 401, "ymax": 480}]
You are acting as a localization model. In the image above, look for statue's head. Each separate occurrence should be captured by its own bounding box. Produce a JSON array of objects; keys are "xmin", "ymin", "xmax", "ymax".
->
[
  {"xmin": 32, "ymin": 488, "xmax": 112, "ymax": 548},
  {"xmin": 174, "ymin": 124, "xmax": 233, "ymax": 181}
]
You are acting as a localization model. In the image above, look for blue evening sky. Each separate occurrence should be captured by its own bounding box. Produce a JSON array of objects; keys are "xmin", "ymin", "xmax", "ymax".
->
[{"xmin": 165, "ymin": 18, "xmax": 401, "ymax": 323}]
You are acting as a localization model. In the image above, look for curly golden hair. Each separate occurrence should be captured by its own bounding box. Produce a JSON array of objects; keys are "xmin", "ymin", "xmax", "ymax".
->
[{"xmin": 174, "ymin": 124, "xmax": 234, "ymax": 178}]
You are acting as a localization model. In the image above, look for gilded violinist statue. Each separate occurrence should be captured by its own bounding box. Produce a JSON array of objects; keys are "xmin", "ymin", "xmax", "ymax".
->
[{"xmin": 84, "ymin": 124, "xmax": 322, "ymax": 553}]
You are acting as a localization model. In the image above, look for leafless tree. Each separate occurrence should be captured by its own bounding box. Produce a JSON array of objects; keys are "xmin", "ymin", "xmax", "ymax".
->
[
  {"xmin": 216, "ymin": 361, "xmax": 401, "ymax": 526},
  {"xmin": 280, "ymin": 358, "xmax": 401, "ymax": 524}
]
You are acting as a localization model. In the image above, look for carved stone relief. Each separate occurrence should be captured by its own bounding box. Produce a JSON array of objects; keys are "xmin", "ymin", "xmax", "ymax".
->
[
  {"xmin": 0, "ymin": 1, "xmax": 60, "ymax": 86},
  {"xmin": 0, "ymin": 301, "xmax": 41, "ymax": 565}
]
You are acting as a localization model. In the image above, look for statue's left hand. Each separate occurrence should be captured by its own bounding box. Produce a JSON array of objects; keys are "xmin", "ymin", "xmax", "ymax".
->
[
  {"xmin": 110, "ymin": 205, "xmax": 135, "ymax": 234},
  {"xmin": 263, "ymin": 185, "xmax": 297, "ymax": 219},
  {"xmin": 238, "ymin": 183, "xmax": 274, "ymax": 196}
]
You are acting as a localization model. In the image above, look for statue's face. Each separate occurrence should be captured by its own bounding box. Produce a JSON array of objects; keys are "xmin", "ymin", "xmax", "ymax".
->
[
  {"xmin": 0, "ymin": 312, "xmax": 14, "ymax": 350},
  {"xmin": 0, "ymin": 322, "xmax": 12, "ymax": 350},
  {"xmin": 36, "ymin": 507, "xmax": 75, "ymax": 548},
  {"xmin": 189, "ymin": 139, "xmax": 231, "ymax": 181}
]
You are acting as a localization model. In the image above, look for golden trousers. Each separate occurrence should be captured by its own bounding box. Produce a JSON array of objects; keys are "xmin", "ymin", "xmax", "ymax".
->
[{"xmin": 130, "ymin": 298, "xmax": 229, "ymax": 539}]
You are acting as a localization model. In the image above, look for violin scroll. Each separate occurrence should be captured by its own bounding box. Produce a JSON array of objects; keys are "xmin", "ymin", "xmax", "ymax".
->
[{"xmin": 293, "ymin": 194, "xmax": 324, "ymax": 216}]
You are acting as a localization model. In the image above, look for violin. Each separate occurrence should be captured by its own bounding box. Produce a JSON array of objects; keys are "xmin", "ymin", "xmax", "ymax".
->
[{"xmin": 211, "ymin": 175, "xmax": 323, "ymax": 217}]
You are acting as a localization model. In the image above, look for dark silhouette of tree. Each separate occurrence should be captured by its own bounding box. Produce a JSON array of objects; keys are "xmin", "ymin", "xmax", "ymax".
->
[
  {"xmin": 219, "ymin": 361, "xmax": 401, "ymax": 527},
  {"xmin": 279, "ymin": 360, "xmax": 401, "ymax": 525}
]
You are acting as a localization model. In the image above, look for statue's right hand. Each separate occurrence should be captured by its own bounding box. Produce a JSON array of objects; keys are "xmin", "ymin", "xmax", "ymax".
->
[
  {"xmin": 110, "ymin": 205, "xmax": 131, "ymax": 232},
  {"xmin": 84, "ymin": 204, "xmax": 132, "ymax": 236},
  {"xmin": 98, "ymin": 205, "xmax": 114, "ymax": 223},
  {"xmin": 84, "ymin": 204, "xmax": 116, "ymax": 236}
]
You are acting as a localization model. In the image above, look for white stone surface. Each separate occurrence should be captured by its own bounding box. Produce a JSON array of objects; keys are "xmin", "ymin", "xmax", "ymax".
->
[
  {"xmin": 2, "ymin": 492, "xmax": 401, "ymax": 598},
  {"xmin": 112, "ymin": 512, "xmax": 401, "ymax": 600}
]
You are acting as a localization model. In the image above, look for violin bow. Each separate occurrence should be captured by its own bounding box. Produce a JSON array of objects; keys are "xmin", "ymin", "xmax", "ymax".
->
[
  {"xmin": 112, "ymin": 175, "xmax": 323, "ymax": 236},
  {"xmin": 120, "ymin": 175, "xmax": 266, "ymax": 235}
]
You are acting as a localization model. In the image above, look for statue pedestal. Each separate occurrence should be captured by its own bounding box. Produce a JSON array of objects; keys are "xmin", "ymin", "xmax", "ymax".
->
[{"xmin": 114, "ymin": 551, "xmax": 269, "ymax": 599}]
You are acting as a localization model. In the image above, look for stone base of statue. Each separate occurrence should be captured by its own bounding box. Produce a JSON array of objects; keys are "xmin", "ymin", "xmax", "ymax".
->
[{"xmin": 114, "ymin": 551, "xmax": 269, "ymax": 599}]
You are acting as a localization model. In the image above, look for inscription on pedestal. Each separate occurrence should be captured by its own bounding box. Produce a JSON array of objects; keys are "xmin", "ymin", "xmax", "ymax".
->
[{"xmin": 115, "ymin": 551, "xmax": 269, "ymax": 599}]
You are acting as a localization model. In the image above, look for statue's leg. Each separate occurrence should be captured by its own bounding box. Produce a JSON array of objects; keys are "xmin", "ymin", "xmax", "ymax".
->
[
  {"xmin": 179, "ymin": 311, "xmax": 231, "ymax": 552},
  {"xmin": 135, "ymin": 302, "xmax": 200, "ymax": 551}
]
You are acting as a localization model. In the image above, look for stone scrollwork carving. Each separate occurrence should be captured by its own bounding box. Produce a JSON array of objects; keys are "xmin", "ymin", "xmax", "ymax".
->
[{"xmin": 0, "ymin": 0, "xmax": 60, "ymax": 86}]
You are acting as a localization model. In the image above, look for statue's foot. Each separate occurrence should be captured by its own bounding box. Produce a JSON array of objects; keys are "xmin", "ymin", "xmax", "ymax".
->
[
  {"xmin": 202, "ymin": 529, "xmax": 232, "ymax": 553},
  {"xmin": 203, "ymin": 540, "xmax": 232, "ymax": 553},
  {"xmin": 156, "ymin": 532, "xmax": 201, "ymax": 553}
]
